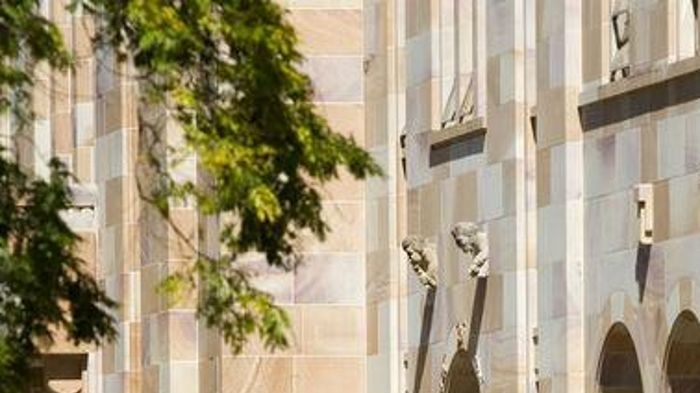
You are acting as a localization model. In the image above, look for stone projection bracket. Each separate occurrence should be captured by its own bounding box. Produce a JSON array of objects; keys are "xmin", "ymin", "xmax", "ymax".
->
[{"xmin": 635, "ymin": 183, "xmax": 654, "ymax": 245}]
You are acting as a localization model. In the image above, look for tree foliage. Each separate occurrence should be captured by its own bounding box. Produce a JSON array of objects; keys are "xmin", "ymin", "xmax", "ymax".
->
[
  {"xmin": 0, "ymin": 1, "xmax": 70, "ymax": 122},
  {"xmin": 0, "ymin": 155, "xmax": 116, "ymax": 392},
  {"xmin": 76, "ymin": 0, "xmax": 381, "ymax": 353},
  {"xmin": 0, "ymin": 0, "xmax": 380, "ymax": 387},
  {"xmin": 0, "ymin": 3, "xmax": 115, "ymax": 392}
]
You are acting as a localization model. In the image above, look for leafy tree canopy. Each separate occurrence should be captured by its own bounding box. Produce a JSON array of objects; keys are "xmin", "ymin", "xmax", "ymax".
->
[
  {"xmin": 0, "ymin": 0, "xmax": 380, "ymax": 390},
  {"xmin": 0, "ymin": 155, "xmax": 116, "ymax": 392}
]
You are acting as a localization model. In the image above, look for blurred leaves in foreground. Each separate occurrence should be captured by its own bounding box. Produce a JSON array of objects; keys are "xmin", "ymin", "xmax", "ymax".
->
[{"xmin": 0, "ymin": 1, "xmax": 381, "ymax": 389}]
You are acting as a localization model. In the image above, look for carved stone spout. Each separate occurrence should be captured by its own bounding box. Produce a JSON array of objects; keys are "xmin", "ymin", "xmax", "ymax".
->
[
  {"xmin": 451, "ymin": 222, "xmax": 489, "ymax": 278},
  {"xmin": 401, "ymin": 236, "xmax": 437, "ymax": 289}
]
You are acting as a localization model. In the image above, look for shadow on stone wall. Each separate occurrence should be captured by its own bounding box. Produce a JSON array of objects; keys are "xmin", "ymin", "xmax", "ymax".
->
[
  {"xmin": 665, "ymin": 310, "xmax": 700, "ymax": 392},
  {"xmin": 444, "ymin": 350, "xmax": 481, "ymax": 393},
  {"xmin": 466, "ymin": 277, "xmax": 488, "ymax": 357},
  {"xmin": 579, "ymin": 68, "xmax": 700, "ymax": 132},
  {"xmin": 635, "ymin": 243, "xmax": 651, "ymax": 302},
  {"xmin": 413, "ymin": 288, "xmax": 436, "ymax": 393},
  {"xmin": 598, "ymin": 323, "xmax": 644, "ymax": 393},
  {"xmin": 412, "ymin": 278, "xmax": 488, "ymax": 393}
]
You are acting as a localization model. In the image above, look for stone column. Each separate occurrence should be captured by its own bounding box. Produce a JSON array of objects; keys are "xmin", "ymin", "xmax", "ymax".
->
[
  {"xmin": 535, "ymin": 0, "xmax": 585, "ymax": 392},
  {"xmin": 482, "ymin": 0, "xmax": 536, "ymax": 390},
  {"xmin": 95, "ymin": 37, "xmax": 141, "ymax": 393}
]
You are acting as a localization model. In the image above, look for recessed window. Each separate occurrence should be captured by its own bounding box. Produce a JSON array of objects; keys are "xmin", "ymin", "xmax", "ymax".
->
[
  {"xmin": 610, "ymin": 1, "xmax": 631, "ymax": 82},
  {"xmin": 441, "ymin": 0, "xmax": 479, "ymax": 129}
]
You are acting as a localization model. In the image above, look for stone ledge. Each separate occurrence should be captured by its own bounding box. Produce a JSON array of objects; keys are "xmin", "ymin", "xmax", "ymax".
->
[
  {"xmin": 578, "ymin": 57, "xmax": 700, "ymax": 132},
  {"xmin": 581, "ymin": 56, "xmax": 700, "ymax": 106},
  {"xmin": 69, "ymin": 184, "xmax": 97, "ymax": 207},
  {"xmin": 63, "ymin": 184, "xmax": 97, "ymax": 231},
  {"xmin": 429, "ymin": 117, "xmax": 486, "ymax": 148},
  {"xmin": 428, "ymin": 118, "xmax": 486, "ymax": 167}
]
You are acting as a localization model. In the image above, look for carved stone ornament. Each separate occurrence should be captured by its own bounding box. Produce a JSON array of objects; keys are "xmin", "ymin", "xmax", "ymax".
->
[
  {"xmin": 635, "ymin": 183, "xmax": 654, "ymax": 245},
  {"xmin": 610, "ymin": 0, "xmax": 630, "ymax": 81},
  {"xmin": 437, "ymin": 322, "xmax": 486, "ymax": 393},
  {"xmin": 472, "ymin": 353, "xmax": 486, "ymax": 387},
  {"xmin": 451, "ymin": 222, "xmax": 489, "ymax": 278},
  {"xmin": 401, "ymin": 236, "xmax": 437, "ymax": 289}
]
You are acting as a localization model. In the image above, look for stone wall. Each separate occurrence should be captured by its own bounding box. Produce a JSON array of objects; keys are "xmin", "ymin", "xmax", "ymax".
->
[
  {"xmin": 19, "ymin": 1, "xmax": 700, "ymax": 392},
  {"xmin": 392, "ymin": 1, "xmax": 700, "ymax": 392}
]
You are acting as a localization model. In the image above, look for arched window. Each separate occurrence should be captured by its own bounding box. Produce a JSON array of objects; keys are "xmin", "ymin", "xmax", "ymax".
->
[
  {"xmin": 597, "ymin": 323, "xmax": 644, "ymax": 393},
  {"xmin": 444, "ymin": 349, "xmax": 480, "ymax": 393},
  {"xmin": 665, "ymin": 310, "xmax": 700, "ymax": 392}
]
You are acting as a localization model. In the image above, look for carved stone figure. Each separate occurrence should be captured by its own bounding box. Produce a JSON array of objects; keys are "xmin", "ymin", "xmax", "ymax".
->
[
  {"xmin": 451, "ymin": 222, "xmax": 489, "ymax": 278},
  {"xmin": 401, "ymin": 236, "xmax": 437, "ymax": 289},
  {"xmin": 455, "ymin": 322, "xmax": 469, "ymax": 351}
]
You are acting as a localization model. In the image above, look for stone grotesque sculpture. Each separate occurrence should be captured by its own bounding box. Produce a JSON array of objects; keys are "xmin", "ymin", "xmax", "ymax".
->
[
  {"xmin": 451, "ymin": 222, "xmax": 489, "ymax": 278},
  {"xmin": 401, "ymin": 236, "xmax": 437, "ymax": 289}
]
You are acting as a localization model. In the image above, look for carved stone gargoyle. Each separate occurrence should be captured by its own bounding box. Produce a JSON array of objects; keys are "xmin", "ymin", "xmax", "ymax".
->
[
  {"xmin": 451, "ymin": 222, "xmax": 489, "ymax": 278},
  {"xmin": 401, "ymin": 236, "xmax": 437, "ymax": 289}
]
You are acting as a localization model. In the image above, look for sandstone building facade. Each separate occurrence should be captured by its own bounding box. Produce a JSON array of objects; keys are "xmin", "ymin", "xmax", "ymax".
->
[{"xmin": 10, "ymin": 0, "xmax": 700, "ymax": 392}]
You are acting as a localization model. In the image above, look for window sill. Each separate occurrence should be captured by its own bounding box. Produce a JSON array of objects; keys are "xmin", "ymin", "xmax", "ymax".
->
[
  {"xmin": 428, "ymin": 117, "xmax": 486, "ymax": 167},
  {"xmin": 580, "ymin": 56, "xmax": 700, "ymax": 106},
  {"xmin": 578, "ymin": 56, "xmax": 700, "ymax": 132},
  {"xmin": 429, "ymin": 117, "xmax": 486, "ymax": 148}
]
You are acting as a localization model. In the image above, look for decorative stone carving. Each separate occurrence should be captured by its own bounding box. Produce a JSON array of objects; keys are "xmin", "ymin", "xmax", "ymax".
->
[
  {"xmin": 532, "ymin": 327, "xmax": 540, "ymax": 389},
  {"xmin": 472, "ymin": 353, "xmax": 486, "ymax": 387},
  {"xmin": 401, "ymin": 236, "xmax": 437, "ymax": 289},
  {"xmin": 62, "ymin": 184, "xmax": 97, "ymax": 230},
  {"xmin": 441, "ymin": 76, "xmax": 476, "ymax": 128},
  {"xmin": 458, "ymin": 76, "xmax": 476, "ymax": 123},
  {"xmin": 438, "ymin": 322, "xmax": 486, "ymax": 393},
  {"xmin": 451, "ymin": 222, "xmax": 489, "ymax": 278},
  {"xmin": 635, "ymin": 183, "xmax": 654, "ymax": 245},
  {"xmin": 610, "ymin": 0, "xmax": 630, "ymax": 81},
  {"xmin": 455, "ymin": 321, "xmax": 469, "ymax": 350},
  {"xmin": 438, "ymin": 361, "xmax": 449, "ymax": 393},
  {"xmin": 438, "ymin": 323, "xmax": 467, "ymax": 393}
]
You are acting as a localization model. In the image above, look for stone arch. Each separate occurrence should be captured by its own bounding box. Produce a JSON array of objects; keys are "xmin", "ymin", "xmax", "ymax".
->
[
  {"xmin": 438, "ymin": 323, "xmax": 483, "ymax": 393},
  {"xmin": 443, "ymin": 349, "xmax": 480, "ymax": 393},
  {"xmin": 597, "ymin": 322, "xmax": 644, "ymax": 393},
  {"xmin": 664, "ymin": 310, "xmax": 700, "ymax": 392}
]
